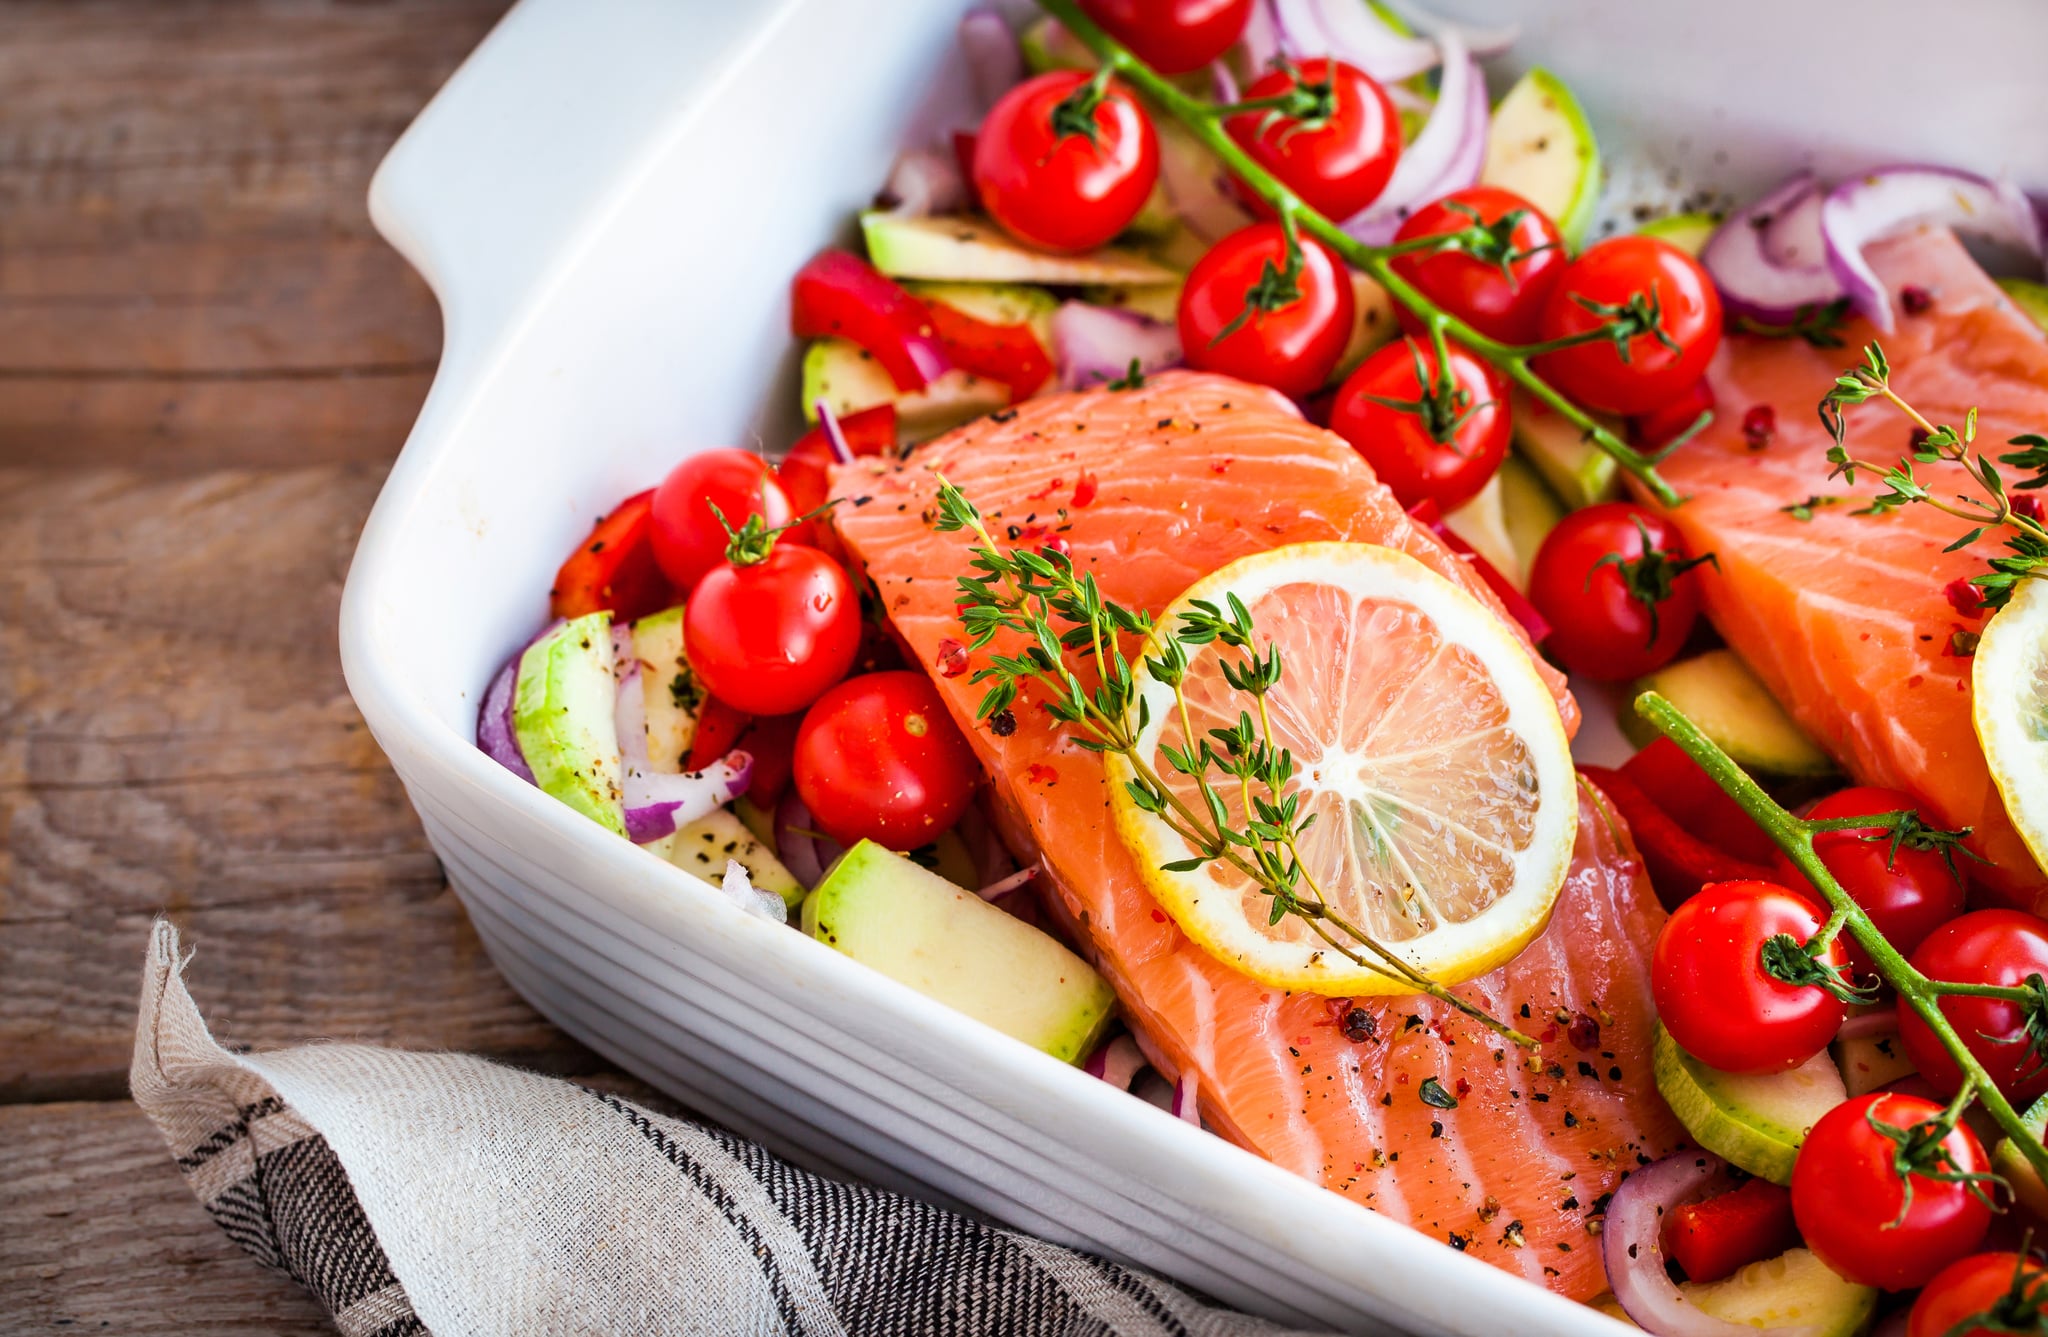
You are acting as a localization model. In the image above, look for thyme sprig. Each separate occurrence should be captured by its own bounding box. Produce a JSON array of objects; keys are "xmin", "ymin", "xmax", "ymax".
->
[
  {"xmin": 1818, "ymin": 340, "xmax": 2048, "ymax": 609},
  {"xmin": 1033, "ymin": 0, "xmax": 1683, "ymax": 506},
  {"xmin": 930, "ymin": 475, "xmax": 1537, "ymax": 1047}
]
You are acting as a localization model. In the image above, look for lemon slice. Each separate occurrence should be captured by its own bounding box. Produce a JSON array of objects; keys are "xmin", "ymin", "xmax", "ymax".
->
[
  {"xmin": 1975, "ymin": 573, "xmax": 2048, "ymax": 876},
  {"xmin": 1107, "ymin": 542, "xmax": 1577, "ymax": 995}
]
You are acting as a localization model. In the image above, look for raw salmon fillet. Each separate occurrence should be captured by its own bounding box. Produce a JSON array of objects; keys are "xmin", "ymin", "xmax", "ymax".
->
[
  {"xmin": 1643, "ymin": 228, "xmax": 2048, "ymax": 907},
  {"xmin": 831, "ymin": 371, "xmax": 1682, "ymax": 1298}
]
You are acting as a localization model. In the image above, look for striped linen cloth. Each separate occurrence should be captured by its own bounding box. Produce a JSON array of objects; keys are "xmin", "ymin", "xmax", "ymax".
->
[{"xmin": 130, "ymin": 922, "xmax": 1322, "ymax": 1337}]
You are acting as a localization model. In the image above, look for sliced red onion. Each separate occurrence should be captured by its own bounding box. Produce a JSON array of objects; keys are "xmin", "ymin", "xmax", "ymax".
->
[
  {"xmin": 1171, "ymin": 1072, "xmax": 1202, "ymax": 1126},
  {"xmin": 1701, "ymin": 174, "xmax": 1847, "ymax": 325},
  {"xmin": 1209, "ymin": 59, "xmax": 1240, "ymax": 107},
  {"xmin": 1601, "ymin": 1152, "xmax": 1783, "ymax": 1337},
  {"xmin": 959, "ymin": 9, "xmax": 1023, "ymax": 111},
  {"xmin": 1082, "ymin": 1034, "xmax": 1148, "ymax": 1091},
  {"xmin": 719, "ymin": 856, "xmax": 788, "ymax": 925},
  {"xmin": 1340, "ymin": 31, "xmax": 1487, "ymax": 245},
  {"xmin": 775, "ymin": 789, "xmax": 845, "ymax": 888},
  {"xmin": 874, "ymin": 146, "xmax": 970, "ymax": 220},
  {"xmin": 476, "ymin": 652, "xmax": 535, "ymax": 784},
  {"xmin": 815, "ymin": 400, "xmax": 856, "ymax": 465},
  {"xmin": 1238, "ymin": 0, "xmax": 1279, "ymax": 73},
  {"xmin": 1376, "ymin": 0, "xmax": 1518, "ymax": 60},
  {"xmin": 976, "ymin": 865, "xmax": 1038, "ymax": 903},
  {"xmin": 1761, "ymin": 181, "xmax": 1827, "ymax": 269},
  {"xmin": 1271, "ymin": 0, "xmax": 1440, "ymax": 82},
  {"xmin": 1052, "ymin": 301, "xmax": 1182, "ymax": 391},
  {"xmin": 1823, "ymin": 166, "xmax": 2044, "ymax": 332},
  {"xmin": 623, "ymin": 751, "xmax": 752, "ymax": 845},
  {"xmin": 1156, "ymin": 122, "xmax": 1254, "ymax": 243}
]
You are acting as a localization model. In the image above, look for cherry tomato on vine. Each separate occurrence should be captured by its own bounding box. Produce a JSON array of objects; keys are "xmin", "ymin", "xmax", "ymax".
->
[
  {"xmin": 1077, "ymin": 0, "xmax": 1252, "ymax": 74},
  {"xmin": 1526, "ymin": 501, "xmax": 1713, "ymax": 681},
  {"xmin": 1179, "ymin": 222, "xmax": 1355, "ymax": 397},
  {"xmin": 1896, "ymin": 909, "xmax": 2048, "ymax": 1106},
  {"xmin": 683, "ymin": 534, "xmax": 861, "ymax": 718},
  {"xmin": 1909, "ymin": 1252, "xmax": 2048, "ymax": 1337},
  {"xmin": 1387, "ymin": 186, "xmax": 1567, "ymax": 345},
  {"xmin": 1534, "ymin": 235, "xmax": 1722, "ymax": 415},
  {"xmin": 1225, "ymin": 58, "xmax": 1401, "ymax": 223},
  {"xmin": 1791, "ymin": 1091, "xmax": 1995, "ymax": 1291},
  {"xmin": 1329, "ymin": 336, "xmax": 1509, "ymax": 510},
  {"xmin": 973, "ymin": 70, "xmax": 1159, "ymax": 253},
  {"xmin": 793, "ymin": 671, "xmax": 981, "ymax": 849},
  {"xmin": 1773, "ymin": 787, "xmax": 1968, "ymax": 976},
  {"xmin": 650, "ymin": 449, "xmax": 796, "ymax": 594},
  {"xmin": 1652, "ymin": 879, "xmax": 1848, "ymax": 1073}
]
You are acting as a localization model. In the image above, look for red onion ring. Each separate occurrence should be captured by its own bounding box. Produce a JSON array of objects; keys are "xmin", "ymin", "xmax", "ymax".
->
[
  {"xmin": 815, "ymin": 400, "xmax": 856, "ymax": 465},
  {"xmin": 874, "ymin": 146, "xmax": 970, "ymax": 220},
  {"xmin": 623, "ymin": 751, "xmax": 752, "ymax": 845},
  {"xmin": 1051, "ymin": 301, "xmax": 1183, "ymax": 391},
  {"xmin": 1238, "ymin": 0, "xmax": 1280, "ymax": 73},
  {"xmin": 1340, "ymin": 30, "xmax": 1487, "ymax": 245},
  {"xmin": 476, "ymin": 652, "xmax": 535, "ymax": 784},
  {"xmin": 976, "ymin": 865, "xmax": 1038, "ymax": 902},
  {"xmin": 1601, "ymin": 1151, "xmax": 1789, "ymax": 1337},
  {"xmin": 1171, "ymin": 1072, "xmax": 1202, "ymax": 1125},
  {"xmin": 1271, "ymin": 0, "xmax": 1439, "ymax": 82},
  {"xmin": 1822, "ymin": 166, "xmax": 2044, "ymax": 332},
  {"xmin": 775, "ymin": 789, "xmax": 845, "ymax": 888},
  {"xmin": 1700, "ymin": 174, "xmax": 1847, "ymax": 325},
  {"xmin": 958, "ymin": 9, "xmax": 1022, "ymax": 111},
  {"xmin": 1082, "ymin": 1034, "xmax": 1148, "ymax": 1091}
]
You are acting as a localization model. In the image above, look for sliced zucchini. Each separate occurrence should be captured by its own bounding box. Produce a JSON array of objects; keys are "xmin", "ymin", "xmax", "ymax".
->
[
  {"xmin": 1510, "ymin": 388, "xmax": 1624, "ymax": 510},
  {"xmin": 1481, "ymin": 69, "xmax": 1601, "ymax": 250},
  {"xmin": 1998, "ymin": 276, "xmax": 2048, "ymax": 334},
  {"xmin": 801, "ymin": 338, "xmax": 1009, "ymax": 442},
  {"xmin": 1994, "ymin": 1092, "xmax": 2048, "ymax": 1222},
  {"xmin": 1498, "ymin": 455, "xmax": 1565, "ymax": 582},
  {"xmin": 902, "ymin": 281, "xmax": 1059, "ymax": 345},
  {"xmin": 629, "ymin": 607, "xmax": 699, "ymax": 773},
  {"xmin": 512, "ymin": 613, "xmax": 625, "ymax": 836},
  {"xmin": 1654, "ymin": 1023, "xmax": 1845, "ymax": 1185},
  {"xmin": 1686, "ymin": 1248, "xmax": 1876, "ymax": 1337},
  {"xmin": 862, "ymin": 212, "xmax": 1176, "ymax": 285},
  {"xmin": 1639, "ymin": 212, "xmax": 1720, "ymax": 258},
  {"xmin": 663, "ymin": 806, "xmax": 807, "ymax": 909},
  {"xmin": 1078, "ymin": 281, "xmax": 1182, "ymax": 325},
  {"xmin": 1628, "ymin": 650, "xmax": 1835, "ymax": 777},
  {"xmin": 1833, "ymin": 1023, "xmax": 1915, "ymax": 1097},
  {"xmin": 1442, "ymin": 474, "xmax": 1521, "ymax": 589}
]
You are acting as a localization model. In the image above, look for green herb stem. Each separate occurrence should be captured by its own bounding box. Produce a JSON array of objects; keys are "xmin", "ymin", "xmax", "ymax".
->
[
  {"xmin": 1034, "ymin": 0, "xmax": 1683, "ymax": 507},
  {"xmin": 1635, "ymin": 690, "xmax": 2048, "ymax": 1186}
]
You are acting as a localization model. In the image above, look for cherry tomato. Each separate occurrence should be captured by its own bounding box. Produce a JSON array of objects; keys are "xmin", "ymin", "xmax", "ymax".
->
[
  {"xmin": 1388, "ymin": 186, "xmax": 1567, "ymax": 345},
  {"xmin": 1792, "ymin": 1091, "xmax": 1994, "ymax": 1290},
  {"xmin": 548, "ymin": 488, "xmax": 674, "ymax": 622},
  {"xmin": 734, "ymin": 712, "xmax": 802, "ymax": 808},
  {"xmin": 1652, "ymin": 879, "xmax": 1848, "ymax": 1073},
  {"xmin": 1179, "ymin": 222, "xmax": 1355, "ymax": 397},
  {"xmin": 650, "ymin": 449, "xmax": 795, "ymax": 594},
  {"xmin": 974, "ymin": 70, "xmax": 1159, "ymax": 253},
  {"xmin": 1773, "ymin": 787, "xmax": 1967, "ymax": 978},
  {"xmin": 1534, "ymin": 235, "xmax": 1723, "ymax": 415},
  {"xmin": 1225, "ymin": 59, "xmax": 1400, "ymax": 223},
  {"xmin": 793, "ymin": 671, "xmax": 981, "ymax": 849},
  {"xmin": 683, "ymin": 543, "xmax": 861, "ymax": 717},
  {"xmin": 1628, "ymin": 376, "xmax": 1716, "ymax": 453},
  {"xmin": 1329, "ymin": 336, "xmax": 1509, "ymax": 510},
  {"xmin": 1526, "ymin": 501, "xmax": 1710, "ymax": 681},
  {"xmin": 1897, "ymin": 909, "xmax": 2048, "ymax": 1106},
  {"xmin": 1909, "ymin": 1252, "xmax": 2048, "ymax": 1337},
  {"xmin": 1078, "ymin": 0, "xmax": 1251, "ymax": 74}
]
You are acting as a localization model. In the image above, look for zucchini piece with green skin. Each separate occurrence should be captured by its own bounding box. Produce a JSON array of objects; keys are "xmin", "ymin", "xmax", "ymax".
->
[
  {"xmin": 655, "ymin": 806, "xmax": 807, "ymax": 909},
  {"xmin": 1686, "ymin": 1248, "xmax": 1876, "ymax": 1337},
  {"xmin": 1624, "ymin": 650, "xmax": 1836, "ymax": 777},
  {"xmin": 803, "ymin": 841, "xmax": 1116, "ymax": 1063},
  {"xmin": 1993, "ymin": 1091, "xmax": 2048, "ymax": 1222},
  {"xmin": 1481, "ymin": 69, "xmax": 1601, "ymax": 251},
  {"xmin": 1509, "ymin": 387, "xmax": 1623, "ymax": 510},
  {"xmin": 1498, "ymin": 455, "xmax": 1565, "ymax": 582},
  {"xmin": 1653, "ymin": 1023, "xmax": 1846, "ymax": 1185},
  {"xmin": 1638, "ymin": 212, "xmax": 1720, "ymax": 258},
  {"xmin": 901, "ymin": 281, "xmax": 1059, "ymax": 347},
  {"xmin": 1998, "ymin": 276, "xmax": 2048, "ymax": 332},
  {"xmin": 800, "ymin": 338, "xmax": 1009, "ymax": 441},
  {"xmin": 861, "ymin": 212, "xmax": 1176, "ymax": 286},
  {"xmin": 630, "ymin": 606, "xmax": 699, "ymax": 773},
  {"xmin": 513, "ymin": 612, "xmax": 626, "ymax": 836}
]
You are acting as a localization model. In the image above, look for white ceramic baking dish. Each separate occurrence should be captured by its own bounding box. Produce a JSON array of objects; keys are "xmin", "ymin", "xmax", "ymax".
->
[{"xmin": 340, "ymin": 1, "xmax": 2048, "ymax": 1330}]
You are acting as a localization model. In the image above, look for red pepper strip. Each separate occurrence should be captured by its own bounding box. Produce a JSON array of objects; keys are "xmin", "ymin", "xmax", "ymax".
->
[
  {"xmin": 790, "ymin": 251, "xmax": 948, "ymax": 392},
  {"xmin": 927, "ymin": 300, "xmax": 1054, "ymax": 398},
  {"xmin": 1622, "ymin": 735, "xmax": 1781, "ymax": 866},
  {"xmin": 1407, "ymin": 498, "xmax": 1552, "ymax": 644},
  {"xmin": 778, "ymin": 404, "xmax": 897, "ymax": 557},
  {"xmin": 952, "ymin": 131, "xmax": 978, "ymax": 187},
  {"xmin": 734, "ymin": 713, "xmax": 802, "ymax": 808},
  {"xmin": 685, "ymin": 695, "xmax": 753, "ymax": 773},
  {"xmin": 1665, "ymin": 1178, "xmax": 1799, "ymax": 1284},
  {"xmin": 548, "ymin": 488, "xmax": 675, "ymax": 622},
  {"xmin": 1579, "ymin": 765, "xmax": 1777, "ymax": 910}
]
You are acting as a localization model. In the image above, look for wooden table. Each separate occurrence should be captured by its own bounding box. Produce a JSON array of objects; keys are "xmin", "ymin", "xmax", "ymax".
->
[{"xmin": 0, "ymin": 4, "xmax": 627, "ymax": 1329}]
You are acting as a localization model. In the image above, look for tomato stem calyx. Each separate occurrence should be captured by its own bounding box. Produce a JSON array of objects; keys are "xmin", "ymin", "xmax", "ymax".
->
[
  {"xmin": 1587, "ymin": 515, "xmax": 1718, "ymax": 646},
  {"xmin": 1759, "ymin": 930, "xmax": 1877, "ymax": 1004},
  {"xmin": 710, "ymin": 499, "xmax": 837, "ymax": 568},
  {"xmin": 1050, "ymin": 65, "xmax": 1117, "ymax": 145},
  {"xmin": 1869, "ymin": 1078, "xmax": 2008, "ymax": 1227},
  {"xmin": 1209, "ymin": 210, "xmax": 1308, "ymax": 346}
]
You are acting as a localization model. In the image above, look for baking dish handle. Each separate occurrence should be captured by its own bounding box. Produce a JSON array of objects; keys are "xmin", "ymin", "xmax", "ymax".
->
[{"xmin": 367, "ymin": 0, "xmax": 784, "ymax": 349}]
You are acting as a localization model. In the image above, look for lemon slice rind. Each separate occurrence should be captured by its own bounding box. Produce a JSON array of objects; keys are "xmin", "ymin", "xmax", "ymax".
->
[{"xmin": 1975, "ymin": 574, "xmax": 2048, "ymax": 878}]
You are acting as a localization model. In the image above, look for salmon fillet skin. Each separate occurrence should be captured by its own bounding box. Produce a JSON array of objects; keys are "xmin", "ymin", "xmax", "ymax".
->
[
  {"xmin": 1643, "ymin": 227, "xmax": 2048, "ymax": 908},
  {"xmin": 829, "ymin": 371, "xmax": 1682, "ymax": 1298}
]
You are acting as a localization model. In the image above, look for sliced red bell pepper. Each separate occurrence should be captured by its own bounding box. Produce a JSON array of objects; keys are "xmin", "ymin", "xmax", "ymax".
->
[
  {"xmin": 791, "ymin": 250, "xmax": 948, "ymax": 393},
  {"xmin": 685, "ymin": 695, "xmax": 753, "ymax": 773},
  {"xmin": 952, "ymin": 130, "xmax": 978, "ymax": 187},
  {"xmin": 548, "ymin": 488, "xmax": 675, "ymax": 622},
  {"xmin": 1407, "ymin": 498, "xmax": 1552, "ymax": 644},
  {"xmin": 777, "ymin": 404, "xmax": 898, "ymax": 516},
  {"xmin": 735, "ymin": 713, "xmax": 802, "ymax": 808},
  {"xmin": 1666, "ymin": 1178, "xmax": 1799, "ymax": 1284},
  {"xmin": 1580, "ymin": 765, "xmax": 1777, "ymax": 909},
  {"xmin": 1622, "ymin": 736, "xmax": 1780, "ymax": 866},
  {"xmin": 927, "ymin": 300, "xmax": 1054, "ymax": 398}
]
